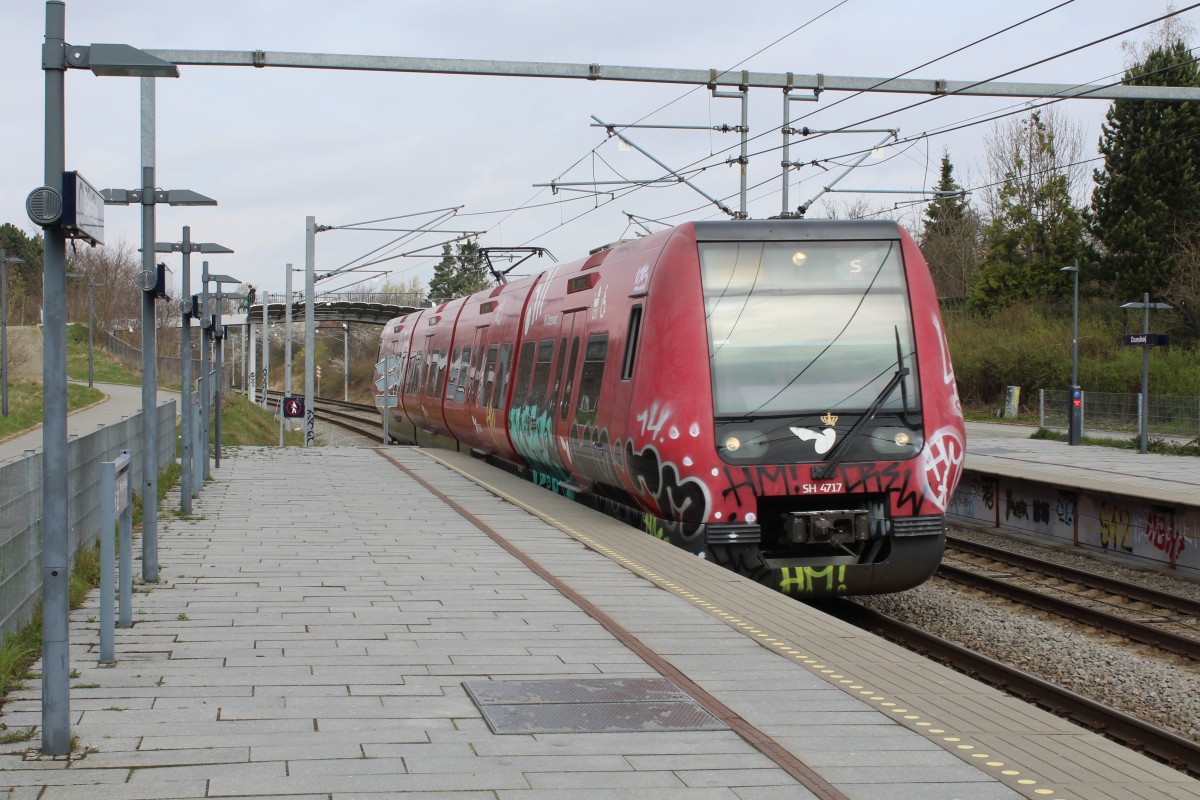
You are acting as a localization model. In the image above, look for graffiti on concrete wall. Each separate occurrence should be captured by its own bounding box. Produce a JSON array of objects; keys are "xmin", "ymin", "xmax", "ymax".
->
[
  {"xmin": 948, "ymin": 470, "xmax": 1198, "ymax": 576},
  {"xmin": 1098, "ymin": 501, "xmax": 1132, "ymax": 553},
  {"xmin": 947, "ymin": 475, "xmax": 998, "ymax": 525}
]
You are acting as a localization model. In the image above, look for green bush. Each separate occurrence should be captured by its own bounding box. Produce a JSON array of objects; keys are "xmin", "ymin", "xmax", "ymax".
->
[{"xmin": 945, "ymin": 303, "xmax": 1200, "ymax": 408}]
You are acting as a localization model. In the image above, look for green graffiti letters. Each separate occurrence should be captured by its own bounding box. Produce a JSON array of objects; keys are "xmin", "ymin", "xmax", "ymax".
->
[{"xmin": 780, "ymin": 565, "xmax": 847, "ymax": 595}]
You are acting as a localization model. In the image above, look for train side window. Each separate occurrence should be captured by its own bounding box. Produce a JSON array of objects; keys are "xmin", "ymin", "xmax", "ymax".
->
[
  {"xmin": 621, "ymin": 305, "xmax": 643, "ymax": 380},
  {"xmin": 575, "ymin": 334, "xmax": 609, "ymax": 426},
  {"xmin": 424, "ymin": 349, "xmax": 441, "ymax": 397},
  {"xmin": 491, "ymin": 343, "xmax": 514, "ymax": 410},
  {"xmin": 480, "ymin": 345, "xmax": 499, "ymax": 407},
  {"xmin": 455, "ymin": 346, "xmax": 470, "ymax": 403},
  {"xmin": 560, "ymin": 337, "xmax": 580, "ymax": 423},
  {"xmin": 447, "ymin": 347, "xmax": 462, "ymax": 401},
  {"xmin": 406, "ymin": 352, "xmax": 423, "ymax": 394},
  {"xmin": 512, "ymin": 341, "xmax": 537, "ymax": 407},
  {"xmin": 465, "ymin": 345, "xmax": 485, "ymax": 406},
  {"xmin": 530, "ymin": 339, "xmax": 555, "ymax": 411},
  {"xmin": 549, "ymin": 337, "xmax": 567, "ymax": 419}
]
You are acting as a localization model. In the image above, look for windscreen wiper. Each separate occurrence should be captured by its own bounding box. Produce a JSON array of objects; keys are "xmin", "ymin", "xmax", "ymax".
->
[{"xmin": 811, "ymin": 328, "xmax": 909, "ymax": 480}]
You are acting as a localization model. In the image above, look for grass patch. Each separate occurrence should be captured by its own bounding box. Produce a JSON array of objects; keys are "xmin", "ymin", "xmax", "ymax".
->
[
  {"xmin": 0, "ymin": 380, "xmax": 104, "ymax": 440},
  {"xmin": 1030, "ymin": 427, "xmax": 1200, "ymax": 455},
  {"xmin": 0, "ymin": 459, "xmax": 181, "ymax": 717},
  {"xmin": 66, "ymin": 324, "xmax": 140, "ymax": 385},
  {"xmin": 0, "ymin": 726, "xmax": 36, "ymax": 744},
  {"xmin": 218, "ymin": 391, "xmax": 304, "ymax": 447}
]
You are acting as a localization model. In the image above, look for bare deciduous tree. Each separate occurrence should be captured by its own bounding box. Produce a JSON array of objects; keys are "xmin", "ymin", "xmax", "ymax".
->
[
  {"xmin": 64, "ymin": 239, "xmax": 142, "ymax": 334},
  {"xmin": 982, "ymin": 105, "xmax": 1088, "ymax": 223}
]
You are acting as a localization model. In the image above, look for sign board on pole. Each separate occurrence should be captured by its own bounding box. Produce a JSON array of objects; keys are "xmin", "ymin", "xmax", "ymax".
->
[
  {"xmin": 1122, "ymin": 333, "xmax": 1170, "ymax": 347},
  {"xmin": 374, "ymin": 355, "xmax": 401, "ymax": 410},
  {"xmin": 282, "ymin": 396, "xmax": 305, "ymax": 419},
  {"xmin": 61, "ymin": 171, "xmax": 104, "ymax": 246}
]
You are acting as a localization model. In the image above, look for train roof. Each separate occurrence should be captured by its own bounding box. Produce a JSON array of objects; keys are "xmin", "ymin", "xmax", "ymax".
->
[{"xmin": 691, "ymin": 219, "xmax": 902, "ymax": 242}]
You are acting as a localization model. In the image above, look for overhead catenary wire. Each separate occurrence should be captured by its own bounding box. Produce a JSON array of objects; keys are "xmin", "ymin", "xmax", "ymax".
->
[
  {"xmin": 649, "ymin": 12, "xmax": 1200, "ymax": 224},
  {"xmin": 497, "ymin": 1, "xmax": 1111, "ymax": 246},
  {"xmin": 704, "ymin": 3, "xmax": 1200, "ymax": 184},
  {"xmin": 466, "ymin": 0, "xmax": 855, "ymax": 247},
  {"xmin": 379, "ymin": 4, "xmax": 1200, "ymax": 274}
]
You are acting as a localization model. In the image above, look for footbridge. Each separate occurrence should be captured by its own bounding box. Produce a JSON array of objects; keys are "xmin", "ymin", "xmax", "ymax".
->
[{"xmin": 225, "ymin": 299, "xmax": 426, "ymax": 328}]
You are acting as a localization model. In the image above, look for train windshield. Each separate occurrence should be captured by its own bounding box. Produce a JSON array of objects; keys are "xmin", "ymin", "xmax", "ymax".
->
[{"xmin": 699, "ymin": 239, "xmax": 920, "ymax": 417}]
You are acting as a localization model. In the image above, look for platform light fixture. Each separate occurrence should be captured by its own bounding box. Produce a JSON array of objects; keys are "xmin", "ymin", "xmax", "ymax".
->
[
  {"xmin": 1060, "ymin": 262, "xmax": 1081, "ymax": 446},
  {"xmin": 35, "ymin": 2, "xmax": 182, "ymax": 757},
  {"xmin": 154, "ymin": 229, "xmax": 233, "ymax": 515}
]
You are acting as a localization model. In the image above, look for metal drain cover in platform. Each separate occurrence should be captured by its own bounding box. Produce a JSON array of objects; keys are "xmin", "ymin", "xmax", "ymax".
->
[{"xmin": 463, "ymin": 678, "xmax": 728, "ymax": 734}]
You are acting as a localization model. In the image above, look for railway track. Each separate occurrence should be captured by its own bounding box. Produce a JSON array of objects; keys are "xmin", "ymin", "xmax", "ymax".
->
[
  {"xmin": 262, "ymin": 391, "xmax": 393, "ymax": 443},
  {"xmin": 835, "ymin": 599, "xmax": 1200, "ymax": 778},
  {"xmin": 838, "ymin": 532, "xmax": 1200, "ymax": 775},
  {"xmin": 941, "ymin": 534, "xmax": 1200, "ymax": 660}
]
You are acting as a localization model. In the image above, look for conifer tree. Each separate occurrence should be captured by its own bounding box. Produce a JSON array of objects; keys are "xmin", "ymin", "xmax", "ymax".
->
[
  {"xmin": 1089, "ymin": 36, "xmax": 1200, "ymax": 304},
  {"xmin": 427, "ymin": 238, "xmax": 494, "ymax": 302},
  {"xmin": 920, "ymin": 150, "xmax": 980, "ymax": 301}
]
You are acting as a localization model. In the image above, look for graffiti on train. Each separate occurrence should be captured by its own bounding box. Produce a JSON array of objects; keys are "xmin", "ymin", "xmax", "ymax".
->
[{"xmin": 779, "ymin": 565, "xmax": 848, "ymax": 595}]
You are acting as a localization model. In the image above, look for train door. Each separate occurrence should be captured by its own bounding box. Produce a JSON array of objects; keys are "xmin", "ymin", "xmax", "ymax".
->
[
  {"xmin": 479, "ymin": 341, "xmax": 513, "ymax": 451},
  {"xmin": 465, "ymin": 326, "xmax": 488, "ymax": 408},
  {"xmin": 552, "ymin": 311, "xmax": 584, "ymax": 474},
  {"xmin": 418, "ymin": 334, "xmax": 442, "ymax": 425},
  {"xmin": 567, "ymin": 332, "xmax": 613, "ymax": 486}
]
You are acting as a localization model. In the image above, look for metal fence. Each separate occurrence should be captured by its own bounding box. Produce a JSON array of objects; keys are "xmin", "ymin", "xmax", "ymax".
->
[
  {"xmin": 101, "ymin": 331, "xmax": 233, "ymax": 389},
  {"xmin": 1039, "ymin": 389, "xmax": 1200, "ymax": 439},
  {"xmin": 0, "ymin": 401, "xmax": 176, "ymax": 638}
]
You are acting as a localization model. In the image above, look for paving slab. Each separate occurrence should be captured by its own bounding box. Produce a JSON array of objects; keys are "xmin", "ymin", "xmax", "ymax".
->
[{"xmin": 5, "ymin": 444, "xmax": 1191, "ymax": 799}]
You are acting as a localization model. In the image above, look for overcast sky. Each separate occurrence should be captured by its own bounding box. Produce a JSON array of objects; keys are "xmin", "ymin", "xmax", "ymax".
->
[{"xmin": 2, "ymin": 1, "xmax": 1196, "ymax": 297}]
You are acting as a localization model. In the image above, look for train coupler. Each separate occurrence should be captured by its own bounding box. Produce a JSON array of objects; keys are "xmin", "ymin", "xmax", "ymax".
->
[{"xmin": 784, "ymin": 509, "xmax": 869, "ymax": 546}]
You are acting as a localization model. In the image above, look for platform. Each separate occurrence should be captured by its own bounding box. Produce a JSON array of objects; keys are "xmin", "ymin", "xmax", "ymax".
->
[
  {"xmin": 964, "ymin": 421, "xmax": 1200, "ymax": 505},
  {"xmin": 1, "ymin": 444, "xmax": 1196, "ymax": 799},
  {"xmin": 959, "ymin": 422, "xmax": 1200, "ymax": 577}
]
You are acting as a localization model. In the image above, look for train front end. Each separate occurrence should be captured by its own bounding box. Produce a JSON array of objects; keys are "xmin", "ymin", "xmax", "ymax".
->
[{"xmin": 643, "ymin": 220, "xmax": 964, "ymax": 597}]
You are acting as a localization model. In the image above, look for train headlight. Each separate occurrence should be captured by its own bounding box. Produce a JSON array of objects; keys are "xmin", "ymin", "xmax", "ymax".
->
[
  {"xmin": 872, "ymin": 427, "xmax": 922, "ymax": 457},
  {"xmin": 791, "ymin": 250, "xmax": 807, "ymax": 266},
  {"xmin": 717, "ymin": 429, "xmax": 769, "ymax": 460}
]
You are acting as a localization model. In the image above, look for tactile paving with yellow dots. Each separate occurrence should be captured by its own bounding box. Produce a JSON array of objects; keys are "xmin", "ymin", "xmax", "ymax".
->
[{"xmin": 420, "ymin": 447, "xmax": 1200, "ymax": 800}]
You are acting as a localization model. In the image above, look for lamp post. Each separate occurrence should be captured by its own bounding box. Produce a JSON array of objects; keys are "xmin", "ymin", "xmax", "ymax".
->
[
  {"xmin": 1060, "ymin": 261, "xmax": 1081, "ymax": 445},
  {"xmin": 64, "ymin": 273, "xmax": 100, "ymax": 388},
  {"xmin": 209, "ymin": 275, "xmax": 242, "ymax": 468},
  {"xmin": 32, "ymin": 1, "xmax": 179, "ymax": 756},
  {"xmin": 0, "ymin": 250, "xmax": 25, "ymax": 416},
  {"xmin": 87, "ymin": 282, "xmax": 99, "ymax": 387},
  {"xmin": 343, "ymin": 322, "xmax": 349, "ymax": 402},
  {"xmin": 1121, "ymin": 294, "xmax": 1173, "ymax": 454},
  {"xmin": 154, "ymin": 228, "xmax": 232, "ymax": 515},
  {"xmin": 104, "ymin": 172, "xmax": 217, "ymax": 583}
]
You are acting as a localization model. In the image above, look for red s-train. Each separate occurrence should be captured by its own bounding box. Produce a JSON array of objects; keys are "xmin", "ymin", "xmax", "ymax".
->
[{"xmin": 376, "ymin": 220, "xmax": 965, "ymax": 596}]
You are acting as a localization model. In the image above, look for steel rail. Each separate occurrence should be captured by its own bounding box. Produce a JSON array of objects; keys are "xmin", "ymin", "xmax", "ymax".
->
[
  {"xmin": 264, "ymin": 391, "xmax": 392, "ymax": 443},
  {"xmin": 838, "ymin": 600, "xmax": 1200, "ymax": 778},
  {"xmin": 936, "ymin": 563, "xmax": 1200, "ymax": 660},
  {"xmin": 946, "ymin": 534, "xmax": 1200, "ymax": 617}
]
